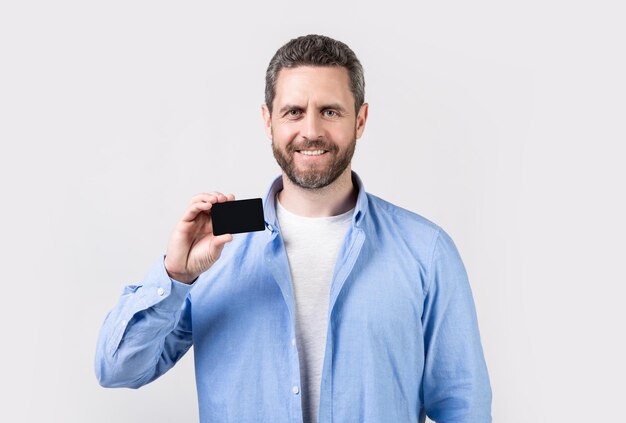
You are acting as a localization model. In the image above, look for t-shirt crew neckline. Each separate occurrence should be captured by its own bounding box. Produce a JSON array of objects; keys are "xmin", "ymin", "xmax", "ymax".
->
[{"xmin": 275, "ymin": 193, "xmax": 355, "ymax": 222}]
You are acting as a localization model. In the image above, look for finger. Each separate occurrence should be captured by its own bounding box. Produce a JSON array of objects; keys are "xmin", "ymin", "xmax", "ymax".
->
[
  {"xmin": 189, "ymin": 193, "xmax": 218, "ymax": 206},
  {"xmin": 208, "ymin": 233, "xmax": 234, "ymax": 263},
  {"xmin": 181, "ymin": 201, "xmax": 213, "ymax": 222},
  {"xmin": 226, "ymin": 193, "xmax": 235, "ymax": 201},
  {"xmin": 213, "ymin": 233, "xmax": 233, "ymax": 246},
  {"xmin": 209, "ymin": 234, "xmax": 233, "ymax": 261},
  {"xmin": 215, "ymin": 193, "xmax": 230, "ymax": 203},
  {"xmin": 189, "ymin": 192, "xmax": 226, "ymax": 205}
]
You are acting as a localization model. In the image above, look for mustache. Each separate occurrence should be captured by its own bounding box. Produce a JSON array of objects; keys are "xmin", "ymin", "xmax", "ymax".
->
[{"xmin": 286, "ymin": 140, "xmax": 336, "ymax": 152}]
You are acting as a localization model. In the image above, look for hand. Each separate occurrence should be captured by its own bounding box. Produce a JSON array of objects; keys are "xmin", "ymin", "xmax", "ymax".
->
[{"xmin": 164, "ymin": 192, "xmax": 236, "ymax": 284}]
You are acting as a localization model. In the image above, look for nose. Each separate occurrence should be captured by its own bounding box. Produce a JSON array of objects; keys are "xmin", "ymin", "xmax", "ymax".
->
[{"xmin": 301, "ymin": 111, "xmax": 324, "ymax": 141}]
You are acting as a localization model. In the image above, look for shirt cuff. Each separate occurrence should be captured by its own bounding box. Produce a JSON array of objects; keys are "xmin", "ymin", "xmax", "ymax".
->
[{"xmin": 137, "ymin": 255, "xmax": 194, "ymax": 312}]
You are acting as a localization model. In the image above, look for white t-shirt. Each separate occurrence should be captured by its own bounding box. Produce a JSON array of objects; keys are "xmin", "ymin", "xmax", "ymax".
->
[{"xmin": 275, "ymin": 195, "xmax": 354, "ymax": 423}]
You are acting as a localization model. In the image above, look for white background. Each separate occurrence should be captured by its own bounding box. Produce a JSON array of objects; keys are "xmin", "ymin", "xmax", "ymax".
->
[{"xmin": 1, "ymin": 1, "xmax": 624, "ymax": 422}]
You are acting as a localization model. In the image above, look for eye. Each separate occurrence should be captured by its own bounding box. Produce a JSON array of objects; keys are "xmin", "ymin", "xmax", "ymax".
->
[
  {"xmin": 323, "ymin": 109, "xmax": 338, "ymax": 118},
  {"xmin": 287, "ymin": 109, "xmax": 301, "ymax": 117}
]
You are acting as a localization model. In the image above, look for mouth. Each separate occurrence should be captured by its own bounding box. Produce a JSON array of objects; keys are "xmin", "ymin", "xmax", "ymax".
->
[{"xmin": 295, "ymin": 149, "xmax": 328, "ymax": 156}]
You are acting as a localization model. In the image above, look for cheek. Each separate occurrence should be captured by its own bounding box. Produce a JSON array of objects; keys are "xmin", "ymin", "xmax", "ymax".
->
[
  {"xmin": 271, "ymin": 123, "xmax": 298, "ymax": 143},
  {"xmin": 330, "ymin": 123, "xmax": 356, "ymax": 141}
]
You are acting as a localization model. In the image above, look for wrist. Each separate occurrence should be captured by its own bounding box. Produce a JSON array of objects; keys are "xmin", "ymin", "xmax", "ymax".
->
[
  {"xmin": 167, "ymin": 270, "xmax": 197, "ymax": 285},
  {"xmin": 164, "ymin": 257, "xmax": 197, "ymax": 284}
]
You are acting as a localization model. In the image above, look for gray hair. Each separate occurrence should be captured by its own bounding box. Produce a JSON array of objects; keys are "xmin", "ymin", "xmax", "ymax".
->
[{"xmin": 264, "ymin": 34, "xmax": 365, "ymax": 114}]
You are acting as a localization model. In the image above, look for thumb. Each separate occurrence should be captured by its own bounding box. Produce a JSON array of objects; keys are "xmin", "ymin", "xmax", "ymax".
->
[
  {"xmin": 211, "ymin": 233, "xmax": 234, "ymax": 253},
  {"xmin": 214, "ymin": 233, "xmax": 233, "ymax": 245}
]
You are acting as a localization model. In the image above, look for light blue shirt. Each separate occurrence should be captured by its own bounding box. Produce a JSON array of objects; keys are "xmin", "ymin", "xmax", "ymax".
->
[{"xmin": 95, "ymin": 171, "xmax": 492, "ymax": 422}]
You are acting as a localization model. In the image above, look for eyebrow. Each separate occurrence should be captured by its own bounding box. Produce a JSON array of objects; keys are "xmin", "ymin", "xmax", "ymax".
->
[{"xmin": 278, "ymin": 103, "xmax": 348, "ymax": 115}]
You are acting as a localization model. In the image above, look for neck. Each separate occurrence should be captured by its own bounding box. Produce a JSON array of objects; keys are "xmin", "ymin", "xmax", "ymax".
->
[{"xmin": 277, "ymin": 167, "xmax": 357, "ymax": 217}]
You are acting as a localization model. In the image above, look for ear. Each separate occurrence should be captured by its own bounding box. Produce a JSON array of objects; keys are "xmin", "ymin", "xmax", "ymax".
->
[
  {"xmin": 355, "ymin": 102, "xmax": 369, "ymax": 139},
  {"xmin": 261, "ymin": 103, "xmax": 273, "ymax": 140}
]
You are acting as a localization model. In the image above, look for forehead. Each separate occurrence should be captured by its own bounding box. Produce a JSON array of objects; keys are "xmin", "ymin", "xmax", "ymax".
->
[{"xmin": 273, "ymin": 66, "xmax": 353, "ymax": 105}]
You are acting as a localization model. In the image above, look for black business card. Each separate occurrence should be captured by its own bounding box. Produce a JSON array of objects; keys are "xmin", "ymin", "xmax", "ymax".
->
[{"xmin": 211, "ymin": 198, "xmax": 265, "ymax": 235}]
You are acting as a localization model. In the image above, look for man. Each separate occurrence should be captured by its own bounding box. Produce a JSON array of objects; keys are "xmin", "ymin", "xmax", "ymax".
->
[{"xmin": 95, "ymin": 34, "xmax": 492, "ymax": 422}]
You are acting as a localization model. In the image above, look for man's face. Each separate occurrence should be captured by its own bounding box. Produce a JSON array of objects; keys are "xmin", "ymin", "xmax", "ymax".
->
[{"xmin": 262, "ymin": 66, "xmax": 368, "ymax": 189}]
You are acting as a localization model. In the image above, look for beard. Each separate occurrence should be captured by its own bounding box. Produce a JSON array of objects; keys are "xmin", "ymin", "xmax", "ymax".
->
[{"xmin": 272, "ymin": 135, "xmax": 356, "ymax": 189}]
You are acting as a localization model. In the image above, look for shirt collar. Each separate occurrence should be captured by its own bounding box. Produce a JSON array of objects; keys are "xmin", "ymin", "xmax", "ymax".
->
[{"xmin": 263, "ymin": 170, "xmax": 368, "ymax": 234}]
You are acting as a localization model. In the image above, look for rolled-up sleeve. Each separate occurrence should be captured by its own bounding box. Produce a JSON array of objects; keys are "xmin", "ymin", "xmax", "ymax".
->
[
  {"xmin": 94, "ymin": 255, "xmax": 194, "ymax": 389},
  {"xmin": 421, "ymin": 229, "xmax": 492, "ymax": 422}
]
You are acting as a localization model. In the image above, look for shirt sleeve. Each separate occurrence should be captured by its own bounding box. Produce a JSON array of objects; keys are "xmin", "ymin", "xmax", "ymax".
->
[
  {"xmin": 421, "ymin": 229, "xmax": 492, "ymax": 422},
  {"xmin": 94, "ymin": 255, "xmax": 194, "ymax": 389}
]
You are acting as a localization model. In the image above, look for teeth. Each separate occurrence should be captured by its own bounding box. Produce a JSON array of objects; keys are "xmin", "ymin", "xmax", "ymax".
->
[{"xmin": 299, "ymin": 150, "xmax": 326, "ymax": 156}]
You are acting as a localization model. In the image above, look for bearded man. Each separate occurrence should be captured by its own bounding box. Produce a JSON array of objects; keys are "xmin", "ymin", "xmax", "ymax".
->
[{"xmin": 95, "ymin": 34, "xmax": 492, "ymax": 423}]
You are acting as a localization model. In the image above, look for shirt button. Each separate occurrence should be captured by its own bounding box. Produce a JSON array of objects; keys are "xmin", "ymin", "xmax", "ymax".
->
[
  {"xmin": 157, "ymin": 287, "xmax": 165, "ymax": 296},
  {"xmin": 291, "ymin": 338, "xmax": 296, "ymax": 346},
  {"xmin": 292, "ymin": 386, "xmax": 299, "ymax": 395},
  {"xmin": 121, "ymin": 319, "xmax": 127, "ymax": 326}
]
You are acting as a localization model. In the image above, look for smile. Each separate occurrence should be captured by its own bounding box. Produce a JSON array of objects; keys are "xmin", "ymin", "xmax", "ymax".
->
[{"xmin": 297, "ymin": 150, "xmax": 327, "ymax": 156}]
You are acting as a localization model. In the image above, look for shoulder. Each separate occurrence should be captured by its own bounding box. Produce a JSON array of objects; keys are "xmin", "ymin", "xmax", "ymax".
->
[
  {"xmin": 363, "ymin": 192, "xmax": 448, "ymax": 261},
  {"xmin": 365, "ymin": 192, "xmax": 441, "ymax": 236},
  {"xmin": 364, "ymin": 192, "xmax": 465, "ymax": 262},
  {"xmin": 364, "ymin": 192, "xmax": 467, "ymax": 286}
]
